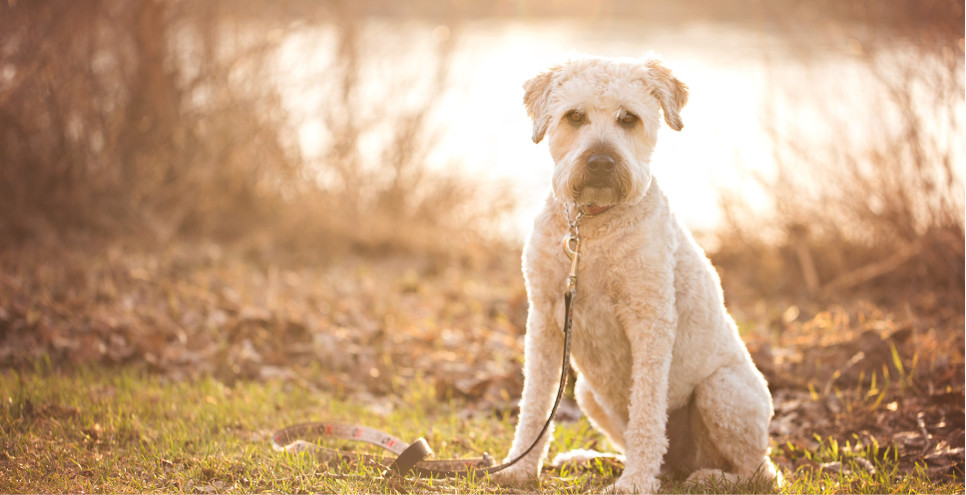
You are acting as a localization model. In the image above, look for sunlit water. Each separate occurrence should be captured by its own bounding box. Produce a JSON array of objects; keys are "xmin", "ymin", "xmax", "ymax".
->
[{"xmin": 278, "ymin": 19, "xmax": 963, "ymax": 240}]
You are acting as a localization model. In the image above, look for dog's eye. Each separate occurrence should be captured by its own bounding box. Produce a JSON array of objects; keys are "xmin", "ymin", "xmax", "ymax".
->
[
  {"xmin": 620, "ymin": 112, "xmax": 639, "ymax": 126},
  {"xmin": 565, "ymin": 110, "xmax": 585, "ymax": 125}
]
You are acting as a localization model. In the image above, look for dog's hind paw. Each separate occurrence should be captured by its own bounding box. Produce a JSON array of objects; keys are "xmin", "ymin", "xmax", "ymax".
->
[
  {"xmin": 607, "ymin": 474, "xmax": 659, "ymax": 494},
  {"xmin": 551, "ymin": 449, "xmax": 624, "ymax": 469},
  {"xmin": 490, "ymin": 463, "xmax": 539, "ymax": 486},
  {"xmin": 685, "ymin": 461, "xmax": 784, "ymax": 491},
  {"xmin": 686, "ymin": 468, "xmax": 739, "ymax": 486}
]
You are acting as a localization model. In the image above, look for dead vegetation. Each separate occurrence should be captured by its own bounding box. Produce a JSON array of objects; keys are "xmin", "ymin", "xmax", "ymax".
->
[
  {"xmin": 0, "ymin": 1, "xmax": 302, "ymax": 242},
  {"xmin": 0, "ymin": 238, "xmax": 962, "ymax": 484},
  {"xmin": 0, "ymin": 0, "xmax": 513, "ymax": 258},
  {"xmin": 712, "ymin": 0, "xmax": 964, "ymax": 303},
  {"xmin": 707, "ymin": 0, "xmax": 966, "ymax": 481}
]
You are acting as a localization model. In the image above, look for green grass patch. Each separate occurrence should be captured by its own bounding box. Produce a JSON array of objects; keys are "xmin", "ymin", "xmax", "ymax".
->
[
  {"xmin": 775, "ymin": 436, "xmax": 963, "ymax": 494},
  {"xmin": 0, "ymin": 365, "xmax": 958, "ymax": 493},
  {"xmin": 0, "ymin": 364, "xmax": 614, "ymax": 493}
]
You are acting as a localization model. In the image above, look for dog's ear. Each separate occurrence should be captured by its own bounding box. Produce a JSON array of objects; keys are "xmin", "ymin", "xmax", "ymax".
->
[
  {"xmin": 523, "ymin": 65, "xmax": 561, "ymax": 143},
  {"xmin": 643, "ymin": 58, "xmax": 689, "ymax": 131}
]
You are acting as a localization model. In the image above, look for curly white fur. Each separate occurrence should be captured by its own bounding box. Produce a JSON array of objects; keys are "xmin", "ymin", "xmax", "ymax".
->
[{"xmin": 495, "ymin": 54, "xmax": 781, "ymax": 493}]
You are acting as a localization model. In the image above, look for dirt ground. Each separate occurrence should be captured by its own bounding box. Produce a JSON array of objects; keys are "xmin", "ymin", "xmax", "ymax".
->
[{"xmin": 1, "ymin": 241, "xmax": 962, "ymax": 482}]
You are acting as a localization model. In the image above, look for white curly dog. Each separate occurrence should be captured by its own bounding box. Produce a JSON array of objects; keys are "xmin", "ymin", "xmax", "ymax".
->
[{"xmin": 496, "ymin": 55, "xmax": 781, "ymax": 493}]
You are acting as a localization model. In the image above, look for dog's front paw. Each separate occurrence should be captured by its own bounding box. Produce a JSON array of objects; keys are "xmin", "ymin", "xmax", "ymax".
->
[
  {"xmin": 490, "ymin": 462, "xmax": 539, "ymax": 486},
  {"xmin": 606, "ymin": 473, "xmax": 659, "ymax": 494}
]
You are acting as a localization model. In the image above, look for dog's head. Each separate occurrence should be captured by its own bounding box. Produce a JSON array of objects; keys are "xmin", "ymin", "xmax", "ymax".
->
[{"xmin": 523, "ymin": 55, "xmax": 688, "ymax": 207}]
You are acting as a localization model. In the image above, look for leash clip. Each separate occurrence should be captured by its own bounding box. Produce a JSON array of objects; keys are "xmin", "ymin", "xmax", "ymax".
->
[
  {"xmin": 563, "ymin": 233, "xmax": 579, "ymax": 260},
  {"xmin": 563, "ymin": 203, "xmax": 584, "ymax": 290},
  {"xmin": 563, "ymin": 202, "xmax": 584, "ymax": 260}
]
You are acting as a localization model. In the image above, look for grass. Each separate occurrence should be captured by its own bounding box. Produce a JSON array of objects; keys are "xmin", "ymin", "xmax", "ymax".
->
[
  {"xmin": 774, "ymin": 437, "xmax": 961, "ymax": 494},
  {"xmin": 0, "ymin": 363, "xmax": 612, "ymax": 494},
  {"xmin": 2, "ymin": 363, "xmax": 960, "ymax": 494}
]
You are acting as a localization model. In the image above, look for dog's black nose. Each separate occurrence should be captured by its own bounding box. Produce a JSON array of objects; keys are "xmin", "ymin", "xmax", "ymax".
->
[{"xmin": 587, "ymin": 154, "xmax": 615, "ymax": 175}]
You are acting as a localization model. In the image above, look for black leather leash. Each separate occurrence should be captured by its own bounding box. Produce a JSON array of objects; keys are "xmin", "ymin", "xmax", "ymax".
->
[{"xmin": 272, "ymin": 204, "xmax": 586, "ymax": 479}]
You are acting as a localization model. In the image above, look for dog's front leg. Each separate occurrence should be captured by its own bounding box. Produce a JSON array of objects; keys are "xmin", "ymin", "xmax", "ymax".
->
[
  {"xmin": 495, "ymin": 298, "xmax": 564, "ymax": 484},
  {"xmin": 611, "ymin": 295, "xmax": 676, "ymax": 494}
]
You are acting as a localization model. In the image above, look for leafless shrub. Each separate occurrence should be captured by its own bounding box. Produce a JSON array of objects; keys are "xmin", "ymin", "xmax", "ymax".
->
[
  {"xmin": 262, "ymin": 2, "xmax": 516, "ymax": 259},
  {"xmin": 0, "ymin": 1, "xmax": 302, "ymax": 243},
  {"xmin": 0, "ymin": 0, "xmax": 514, "ymax": 259},
  {"xmin": 714, "ymin": 0, "xmax": 964, "ymax": 301}
]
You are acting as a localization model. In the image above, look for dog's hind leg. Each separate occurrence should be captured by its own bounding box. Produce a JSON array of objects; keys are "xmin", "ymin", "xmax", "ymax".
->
[
  {"xmin": 687, "ymin": 361, "xmax": 782, "ymax": 489},
  {"xmin": 574, "ymin": 375, "xmax": 626, "ymax": 451}
]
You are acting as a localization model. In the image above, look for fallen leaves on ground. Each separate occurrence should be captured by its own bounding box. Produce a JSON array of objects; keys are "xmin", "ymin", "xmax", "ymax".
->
[
  {"xmin": 0, "ymin": 241, "xmax": 962, "ymax": 482},
  {"xmin": 742, "ymin": 297, "xmax": 964, "ymax": 480},
  {"xmin": 0, "ymin": 242, "xmax": 527, "ymax": 412}
]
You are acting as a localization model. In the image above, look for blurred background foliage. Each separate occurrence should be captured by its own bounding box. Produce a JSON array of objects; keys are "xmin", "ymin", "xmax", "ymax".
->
[
  {"xmin": 0, "ymin": 0, "xmax": 962, "ymax": 296},
  {"xmin": 713, "ymin": 0, "xmax": 965, "ymax": 302},
  {"xmin": 0, "ymin": 0, "xmax": 514, "ymax": 259}
]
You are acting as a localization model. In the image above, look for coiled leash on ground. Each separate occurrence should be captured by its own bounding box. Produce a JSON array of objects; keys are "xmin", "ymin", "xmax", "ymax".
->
[{"xmin": 272, "ymin": 204, "xmax": 589, "ymax": 479}]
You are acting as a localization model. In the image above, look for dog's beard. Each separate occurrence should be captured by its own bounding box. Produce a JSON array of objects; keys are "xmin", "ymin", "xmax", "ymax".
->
[
  {"xmin": 552, "ymin": 157, "xmax": 639, "ymax": 206},
  {"xmin": 575, "ymin": 185, "xmax": 622, "ymax": 206},
  {"xmin": 572, "ymin": 168, "xmax": 633, "ymax": 206}
]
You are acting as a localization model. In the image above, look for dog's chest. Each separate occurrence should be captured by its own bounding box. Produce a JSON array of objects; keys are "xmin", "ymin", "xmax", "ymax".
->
[
  {"xmin": 567, "ymin": 255, "xmax": 634, "ymax": 393},
  {"xmin": 524, "ymin": 220, "xmax": 640, "ymax": 397}
]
